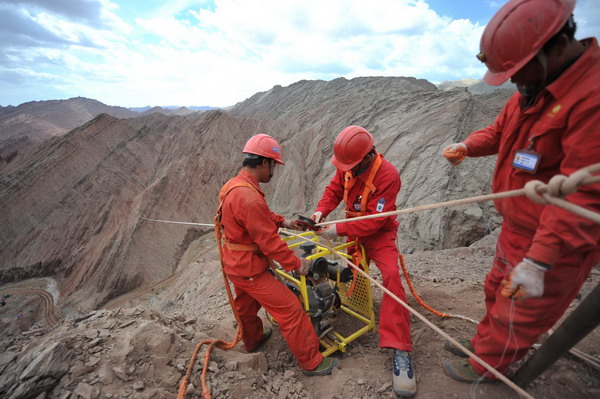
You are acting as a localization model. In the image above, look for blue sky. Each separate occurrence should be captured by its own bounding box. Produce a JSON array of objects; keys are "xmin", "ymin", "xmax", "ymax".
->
[{"xmin": 1, "ymin": 0, "xmax": 598, "ymax": 108}]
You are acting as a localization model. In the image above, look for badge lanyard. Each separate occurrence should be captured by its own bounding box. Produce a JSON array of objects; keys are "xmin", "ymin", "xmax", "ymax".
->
[{"xmin": 512, "ymin": 137, "xmax": 542, "ymax": 174}]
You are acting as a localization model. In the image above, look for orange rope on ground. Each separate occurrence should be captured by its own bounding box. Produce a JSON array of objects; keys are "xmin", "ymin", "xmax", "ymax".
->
[
  {"xmin": 399, "ymin": 253, "xmax": 449, "ymax": 318},
  {"xmin": 177, "ymin": 221, "xmax": 244, "ymax": 399}
]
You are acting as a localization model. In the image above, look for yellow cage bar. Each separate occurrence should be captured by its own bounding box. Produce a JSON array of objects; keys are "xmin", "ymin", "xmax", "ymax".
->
[{"xmin": 274, "ymin": 232, "xmax": 376, "ymax": 356}]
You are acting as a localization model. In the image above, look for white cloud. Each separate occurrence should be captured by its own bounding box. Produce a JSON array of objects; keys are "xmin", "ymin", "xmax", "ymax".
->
[{"xmin": 3, "ymin": 0, "xmax": 599, "ymax": 108}]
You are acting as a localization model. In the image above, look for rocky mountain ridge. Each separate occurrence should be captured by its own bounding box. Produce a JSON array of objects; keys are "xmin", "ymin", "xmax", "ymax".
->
[
  {"xmin": 0, "ymin": 97, "xmax": 139, "ymax": 163},
  {"xmin": 0, "ymin": 76, "xmax": 513, "ymax": 308}
]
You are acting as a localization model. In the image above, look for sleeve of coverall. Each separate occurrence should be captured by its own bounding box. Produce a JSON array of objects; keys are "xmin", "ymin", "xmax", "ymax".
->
[
  {"xmin": 316, "ymin": 170, "xmax": 345, "ymax": 219},
  {"xmin": 239, "ymin": 198, "xmax": 301, "ymax": 272},
  {"xmin": 526, "ymin": 101, "xmax": 600, "ymax": 265},
  {"xmin": 335, "ymin": 168, "xmax": 401, "ymax": 238},
  {"xmin": 463, "ymin": 97, "xmax": 513, "ymax": 157}
]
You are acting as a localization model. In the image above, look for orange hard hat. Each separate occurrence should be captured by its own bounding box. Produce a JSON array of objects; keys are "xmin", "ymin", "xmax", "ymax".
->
[
  {"xmin": 478, "ymin": 0, "xmax": 575, "ymax": 86},
  {"xmin": 331, "ymin": 126, "xmax": 374, "ymax": 171},
  {"xmin": 243, "ymin": 134, "xmax": 285, "ymax": 165}
]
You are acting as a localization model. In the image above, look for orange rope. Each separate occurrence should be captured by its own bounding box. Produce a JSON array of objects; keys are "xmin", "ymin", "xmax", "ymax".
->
[
  {"xmin": 177, "ymin": 220, "xmax": 244, "ymax": 399},
  {"xmin": 399, "ymin": 253, "xmax": 449, "ymax": 318},
  {"xmin": 345, "ymin": 245, "xmax": 363, "ymax": 298}
]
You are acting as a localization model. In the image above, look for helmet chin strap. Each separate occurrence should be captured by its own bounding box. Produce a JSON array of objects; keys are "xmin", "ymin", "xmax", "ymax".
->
[{"xmin": 517, "ymin": 51, "xmax": 548, "ymax": 98}]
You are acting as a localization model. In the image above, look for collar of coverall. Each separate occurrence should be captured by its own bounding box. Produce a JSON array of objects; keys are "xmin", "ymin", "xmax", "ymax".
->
[{"xmin": 238, "ymin": 169, "xmax": 265, "ymax": 196}]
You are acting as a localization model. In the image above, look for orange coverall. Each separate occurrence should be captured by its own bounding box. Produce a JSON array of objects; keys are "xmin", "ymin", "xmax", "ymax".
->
[
  {"xmin": 462, "ymin": 38, "xmax": 600, "ymax": 376},
  {"xmin": 316, "ymin": 151, "xmax": 412, "ymax": 351},
  {"xmin": 219, "ymin": 169, "xmax": 322, "ymax": 370}
]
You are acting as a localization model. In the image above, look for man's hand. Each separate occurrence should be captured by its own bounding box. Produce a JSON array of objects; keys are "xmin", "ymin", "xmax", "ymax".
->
[
  {"xmin": 282, "ymin": 218, "xmax": 303, "ymax": 230},
  {"xmin": 501, "ymin": 258, "xmax": 548, "ymax": 300},
  {"xmin": 311, "ymin": 211, "xmax": 323, "ymax": 223},
  {"xmin": 442, "ymin": 143, "xmax": 468, "ymax": 166},
  {"xmin": 297, "ymin": 258, "xmax": 311, "ymax": 276},
  {"xmin": 316, "ymin": 224, "xmax": 337, "ymax": 241}
]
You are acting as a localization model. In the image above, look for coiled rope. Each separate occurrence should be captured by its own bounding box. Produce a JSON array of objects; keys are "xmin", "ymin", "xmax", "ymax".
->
[{"xmin": 176, "ymin": 220, "xmax": 244, "ymax": 399}]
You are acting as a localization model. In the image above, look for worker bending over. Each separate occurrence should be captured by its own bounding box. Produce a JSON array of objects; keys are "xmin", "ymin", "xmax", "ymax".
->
[
  {"xmin": 312, "ymin": 126, "xmax": 416, "ymax": 397},
  {"xmin": 217, "ymin": 134, "xmax": 339, "ymax": 376}
]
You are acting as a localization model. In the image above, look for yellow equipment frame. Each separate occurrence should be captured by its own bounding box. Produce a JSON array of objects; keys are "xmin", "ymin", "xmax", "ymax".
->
[{"xmin": 275, "ymin": 231, "xmax": 375, "ymax": 356}]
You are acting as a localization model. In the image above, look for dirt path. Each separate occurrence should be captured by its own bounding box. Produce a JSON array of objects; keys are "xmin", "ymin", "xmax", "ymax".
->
[{"xmin": 5, "ymin": 288, "xmax": 59, "ymax": 327}]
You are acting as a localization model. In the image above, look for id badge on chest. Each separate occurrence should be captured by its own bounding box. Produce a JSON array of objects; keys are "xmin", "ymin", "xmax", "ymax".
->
[
  {"xmin": 512, "ymin": 149, "xmax": 542, "ymax": 174},
  {"xmin": 353, "ymin": 195, "xmax": 362, "ymax": 211}
]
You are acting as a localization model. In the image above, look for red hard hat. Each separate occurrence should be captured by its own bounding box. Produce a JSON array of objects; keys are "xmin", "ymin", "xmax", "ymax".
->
[
  {"xmin": 478, "ymin": 0, "xmax": 575, "ymax": 86},
  {"xmin": 243, "ymin": 134, "xmax": 285, "ymax": 165},
  {"xmin": 331, "ymin": 126, "xmax": 374, "ymax": 171}
]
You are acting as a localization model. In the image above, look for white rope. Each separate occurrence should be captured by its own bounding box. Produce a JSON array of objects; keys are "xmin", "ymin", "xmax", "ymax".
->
[
  {"xmin": 316, "ymin": 164, "xmax": 600, "ymax": 228},
  {"xmin": 141, "ymin": 217, "xmax": 214, "ymax": 227},
  {"xmin": 279, "ymin": 230, "xmax": 534, "ymax": 399}
]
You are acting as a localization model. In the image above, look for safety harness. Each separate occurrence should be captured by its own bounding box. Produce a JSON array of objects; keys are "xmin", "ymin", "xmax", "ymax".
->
[
  {"xmin": 215, "ymin": 179, "xmax": 261, "ymax": 252},
  {"xmin": 341, "ymin": 153, "xmax": 383, "ymax": 296},
  {"xmin": 179, "ymin": 178, "xmax": 261, "ymax": 399},
  {"xmin": 343, "ymin": 153, "xmax": 383, "ymax": 218}
]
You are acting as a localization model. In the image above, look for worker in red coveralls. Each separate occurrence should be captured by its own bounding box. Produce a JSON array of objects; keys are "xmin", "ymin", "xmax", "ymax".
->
[
  {"xmin": 311, "ymin": 126, "xmax": 416, "ymax": 397},
  {"xmin": 217, "ymin": 134, "xmax": 339, "ymax": 376},
  {"xmin": 441, "ymin": 0, "xmax": 600, "ymax": 383}
]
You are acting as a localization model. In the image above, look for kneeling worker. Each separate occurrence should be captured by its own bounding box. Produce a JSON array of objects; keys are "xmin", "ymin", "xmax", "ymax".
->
[{"xmin": 216, "ymin": 133, "xmax": 339, "ymax": 375}]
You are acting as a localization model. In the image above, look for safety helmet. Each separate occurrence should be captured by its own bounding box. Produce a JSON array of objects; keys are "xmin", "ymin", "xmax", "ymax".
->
[
  {"xmin": 478, "ymin": 0, "xmax": 576, "ymax": 86},
  {"xmin": 243, "ymin": 134, "xmax": 285, "ymax": 165},
  {"xmin": 331, "ymin": 126, "xmax": 374, "ymax": 171}
]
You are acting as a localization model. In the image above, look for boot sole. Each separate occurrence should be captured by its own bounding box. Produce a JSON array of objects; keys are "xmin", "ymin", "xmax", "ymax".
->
[
  {"xmin": 393, "ymin": 386, "xmax": 417, "ymax": 397},
  {"xmin": 304, "ymin": 358, "xmax": 339, "ymax": 376}
]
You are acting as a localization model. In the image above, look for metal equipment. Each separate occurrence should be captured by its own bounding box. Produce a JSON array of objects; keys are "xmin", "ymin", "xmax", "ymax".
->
[{"xmin": 272, "ymin": 232, "xmax": 376, "ymax": 356}]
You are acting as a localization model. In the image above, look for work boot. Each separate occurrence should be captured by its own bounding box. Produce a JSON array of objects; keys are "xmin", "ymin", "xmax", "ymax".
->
[
  {"xmin": 248, "ymin": 327, "xmax": 272, "ymax": 352},
  {"xmin": 304, "ymin": 357, "xmax": 339, "ymax": 376},
  {"xmin": 443, "ymin": 359, "xmax": 493, "ymax": 383},
  {"xmin": 443, "ymin": 338, "xmax": 474, "ymax": 357},
  {"xmin": 392, "ymin": 350, "xmax": 416, "ymax": 397}
]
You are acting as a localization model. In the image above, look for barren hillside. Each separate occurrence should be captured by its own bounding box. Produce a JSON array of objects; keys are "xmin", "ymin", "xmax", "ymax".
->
[
  {"xmin": 0, "ymin": 77, "xmax": 513, "ymax": 308},
  {"xmin": 1, "ymin": 77, "xmax": 597, "ymax": 399}
]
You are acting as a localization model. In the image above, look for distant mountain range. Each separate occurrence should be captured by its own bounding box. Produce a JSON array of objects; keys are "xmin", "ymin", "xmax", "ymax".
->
[
  {"xmin": 129, "ymin": 105, "xmax": 218, "ymax": 113},
  {"xmin": 0, "ymin": 98, "xmax": 218, "ymax": 160},
  {"xmin": 436, "ymin": 78, "xmax": 515, "ymax": 94}
]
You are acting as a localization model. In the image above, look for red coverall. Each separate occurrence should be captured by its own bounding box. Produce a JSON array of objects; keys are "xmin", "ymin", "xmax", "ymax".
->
[
  {"xmin": 316, "ymin": 151, "xmax": 412, "ymax": 351},
  {"xmin": 219, "ymin": 169, "xmax": 322, "ymax": 371},
  {"xmin": 462, "ymin": 38, "xmax": 600, "ymax": 376}
]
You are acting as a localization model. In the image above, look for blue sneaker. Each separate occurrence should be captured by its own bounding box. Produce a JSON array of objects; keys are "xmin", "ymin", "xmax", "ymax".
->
[{"xmin": 393, "ymin": 350, "xmax": 416, "ymax": 397}]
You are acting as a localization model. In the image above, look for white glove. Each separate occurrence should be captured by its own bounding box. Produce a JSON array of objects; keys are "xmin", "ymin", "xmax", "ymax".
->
[
  {"xmin": 297, "ymin": 258, "xmax": 311, "ymax": 276},
  {"xmin": 316, "ymin": 224, "xmax": 337, "ymax": 241},
  {"xmin": 442, "ymin": 143, "xmax": 468, "ymax": 166},
  {"xmin": 501, "ymin": 258, "xmax": 548, "ymax": 300},
  {"xmin": 312, "ymin": 211, "xmax": 323, "ymax": 223},
  {"xmin": 282, "ymin": 218, "xmax": 302, "ymax": 230}
]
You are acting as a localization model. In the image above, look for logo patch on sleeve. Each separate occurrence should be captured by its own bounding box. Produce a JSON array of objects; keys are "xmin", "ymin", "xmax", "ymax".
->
[{"xmin": 376, "ymin": 198, "xmax": 385, "ymax": 212}]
